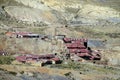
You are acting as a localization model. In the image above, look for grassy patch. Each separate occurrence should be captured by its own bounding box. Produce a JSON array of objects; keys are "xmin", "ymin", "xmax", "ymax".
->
[
  {"xmin": 51, "ymin": 61, "xmax": 120, "ymax": 75},
  {"xmin": 28, "ymin": 27, "xmax": 47, "ymax": 34},
  {"xmin": 73, "ymin": 26, "xmax": 105, "ymax": 38},
  {"xmin": 65, "ymin": 7, "xmax": 79, "ymax": 13},
  {"xmin": 0, "ymin": 0, "xmax": 24, "ymax": 6}
]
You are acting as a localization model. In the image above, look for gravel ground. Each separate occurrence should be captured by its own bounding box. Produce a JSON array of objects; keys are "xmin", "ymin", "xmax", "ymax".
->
[{"xmin": 0, "ymin": 70, "xmax": 69, "ymax": 80}]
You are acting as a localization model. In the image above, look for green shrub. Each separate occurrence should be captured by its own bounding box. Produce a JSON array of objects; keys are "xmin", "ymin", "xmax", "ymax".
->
[
  {"xmin": 20, "ymin": 71, "xmax": 24, "ymax": 74},
  {"xmin": 9, "ymin": 71, "xmax": 17, "ymax": 75},
  {"xmin": 0, "ymin": 56, "xmax": 15, "ymax": 64},
  {"xmin": 0, "ymin": 68, "xmax": 5, "ymax": 71}
]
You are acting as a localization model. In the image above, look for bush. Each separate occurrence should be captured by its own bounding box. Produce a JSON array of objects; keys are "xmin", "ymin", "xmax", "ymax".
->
[
  {"xmin": 0, "ymin": 68, "xmax": 5, "ymax": 71},
  {"xmin": 20, "ymin": 71, "xmax": 24, "ymax": 74},
  {"xmin": 0, "ymin": 56, "xmax": 15, "ymax": 64},
  {"xmin": 9, "ymin": 71, "xmax": 17, "ymax": 75}
]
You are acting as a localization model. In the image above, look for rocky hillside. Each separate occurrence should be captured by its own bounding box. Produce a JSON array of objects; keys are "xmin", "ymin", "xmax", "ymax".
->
[
  {"xmin": 0, "ymin": 0, "xmax": 120, "ymax": 25},
  {"xmin": 10, "ymin": 0, "xmax": 120, "ymax": 25}
]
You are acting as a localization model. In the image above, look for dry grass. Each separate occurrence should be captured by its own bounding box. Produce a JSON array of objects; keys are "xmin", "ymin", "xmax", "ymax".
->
[{"xmin": 73, "ymin": 24, "xmax": 120, "ymax": 39}]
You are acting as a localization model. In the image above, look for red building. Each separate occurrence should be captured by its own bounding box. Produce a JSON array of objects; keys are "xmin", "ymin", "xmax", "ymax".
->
[
  {"xmin": 16, "ymin": 54, "xmax": 62, "ymax": 65},
  {"xmin": 65, "ymin": 43, "xmax": 86, "ymax": 49},
  {"xmin": 63, "ymin": 37, "xmax": 101, "ymax": 60}
]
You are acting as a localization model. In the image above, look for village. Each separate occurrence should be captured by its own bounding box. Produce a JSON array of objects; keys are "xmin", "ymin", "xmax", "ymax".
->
[
  {"xmin": 0, "ymin": 0, "xmax": 120, "ymax": 80},
  {"xmin": 0, "ymin": 30, "xmax": 102, "ymax": 67}
]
